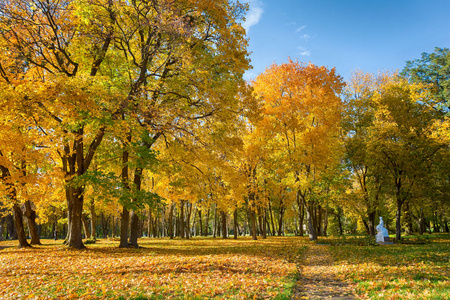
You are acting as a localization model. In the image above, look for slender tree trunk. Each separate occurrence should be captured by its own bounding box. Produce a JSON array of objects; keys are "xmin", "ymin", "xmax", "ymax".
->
[
  {"xmin": 81, "ymin": 214, "xmax": 91, "ymax": 239},
  {"xmin": 168, "ymin": 204, "xmax": 174, "ymax": 239},
  {"xmin": 198, "ymin": 209, "xmax": 203, "ymax": 237},
  {"xmin": 233, "ymin": 208, "xmax": 238, "ymax": 239},
  {"xmin": 396, "ymin": 201, "xmax": 403, "ymax": 241},
  {"xmin": 250, "ymin": 209, "xmax": 257, "ymax": 240},
  {"xmin": 306, "ymin": 202, "xmax": 317, "ymax": 241},
  {"xmin": 204, "ymin": 208, "xmax": 210, "ymax": 236},
  {"xmin": 323, "ymin": 208, "xmax": 328, "ymax": 237},
  {"xmin": 13, "ymin": 203, "xmax": 31, "ymax": 248},
  {"xmin": 213, "ymin": 204, "xmax": 217, "ymax": 238},
  {"xmin": 296, "ymin": 192, "xmax": 304, "ymax": 236},
  {"xmin": 368, "ymin": 211, "xmax": 376, "ymax": 236},
  {"xmin": 268, "ymin": 201, "xmax": 276, "ymax": 236},
  {"xmin": 221, "ymin": 211, "xmax": 227, "ymax": 239},
  {"xmin": 404, "ymin": 201, "xmax": 413, "ymax": 235},
  {"xmin": 185, "ymin": 202, "xmax": 192, "ymax": 239},
  {"xmin": 180, "ymin": 201, "xmax": 185, "ymax": 239},
  {"xmin": 24, "ymin": 200, "xmax": 41, "ymax": 245},
  {"xmin": 277, "ymin": 206, "xmax": 284, "ymax": 236},
  {"xmin": 90, "ymin": 202, "xmax": 96, "ymax": 240},
  {"xmin": 262, "ymin": 208, "xmax": 267, "ymax": 239}
]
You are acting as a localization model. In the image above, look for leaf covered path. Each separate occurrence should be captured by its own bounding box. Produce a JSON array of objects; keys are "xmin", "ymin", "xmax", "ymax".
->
[{"xmin": 293, "ymin": 245, "xmax": 359, "ymax": 299}]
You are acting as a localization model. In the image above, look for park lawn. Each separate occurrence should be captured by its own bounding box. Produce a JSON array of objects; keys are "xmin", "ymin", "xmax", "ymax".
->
[
  {"xmin": 326, "ymin": 234, "xmax": 450, "ymax": 300},
  {"xmin": 0, "ymin": 236, "xmax": 305, "ymax": 299}
]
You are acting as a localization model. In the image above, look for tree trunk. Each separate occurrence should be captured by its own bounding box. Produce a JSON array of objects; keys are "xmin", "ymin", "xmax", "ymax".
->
[
  {"xmin": 204, "ymin": 208, "xmax": 210, "ymax": 236},
  {"xmin": 119, "ymin": 207, "xmax": 130, "ymax": 247},
  {"xmin": 198, "ymin": 209, "xmax": 203, "ymax": 237},
  {"xmin": 221, "ymin": 210, "xmax": 227, "ymax": 239},
  {"xmin": 213, "ymin": 204, "xmax": 217, "ymax": 238},
  {"xmin": 269, "ymin": 201, "xmax": 276, "ymax": 236},
  {"xmin": 395, "ymin": 200, "xmax": 403, "ymax": 241},
  {"xmin": 306, "ymin": 202, "xmax": 317, "ymax": 240},
  {"xmin": 368, "ymin": 211, "xmax": 376, "ymax": 236},
  {"xmin": 323, "ymin": 208, "xmax": 328, "ymax": 237},
  {"xmin": 296, "ymin": 192, "xmax": 304, "ymax": 236},
  {"xmin": 180, "ymin": 201, "xmax": 185, "ymax": 239},
  {"xmin": 90, "ymin": 202, "xmax": 96, "ymax": 240},
  {"xmin": 316, "ymin": 205, "xmax": 322, "ymax": 236},
  {"xmin": 6, "ymin": 213, "xmax": 16, "ymax": 239},
  {"xmin": 262, "ymin": 208, "xmax": 267, "ymax": 239},
  {"xmin": 24, "ymin": 200, "xmax": 41, "ymax": 245},
  {"xmin": 185, "ymin": 202, "xmax": 192, "ymax": 239},
  {"xmin": 67, "ymin": 187, "xmax": 86, "ymax": 249},
  {"xmin": 277, "ymin": 206, "xmax": 284, "ymax": 236},
  {"xmin": 404, "ymin": 201, "xmax": 413, "ymax": 235},
  {"xmin": 233, "ymin": 208, "xmax": 238, "ymax": 239},
  {"xmin": 128, "ymin": 210, "xmax": 139, "ymax": 247},
  {"xmin": 81, "ymin": 214, "xmax": 91, "ymax": 240},
  {"xmin": 168, "ymin": 204, "xmax": 174, "ymax": 239},
  {"xmin": 13, "ymin": 203, "xmax": 31, "ymax": 248},
  {"xmin": 250, "ymin": 209, "xmax": 257, "ymax": 240}
]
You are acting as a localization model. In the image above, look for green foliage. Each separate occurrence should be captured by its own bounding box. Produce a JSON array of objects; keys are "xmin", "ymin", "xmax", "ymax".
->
[{"xmin": 402, "ymin": 47, "xmax": 450, "ymax": 113}]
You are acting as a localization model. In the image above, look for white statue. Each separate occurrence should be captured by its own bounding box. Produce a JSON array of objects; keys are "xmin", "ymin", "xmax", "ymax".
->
[{"xmin": 376, "ymin": 217, "xmax": 389, "ymax": 243}]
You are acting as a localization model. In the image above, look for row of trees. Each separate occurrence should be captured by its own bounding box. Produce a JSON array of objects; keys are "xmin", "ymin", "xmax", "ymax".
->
[{"xmin": 0, "ymin": 0, "xmax": 449, "ymax": 249}]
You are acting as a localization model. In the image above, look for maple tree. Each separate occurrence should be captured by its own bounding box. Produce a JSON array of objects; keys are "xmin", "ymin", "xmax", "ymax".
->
[
  {"xmin": 0, "ymin": 0, "xmax": 249, "ymax": 249},
  {"xmin": 251, "ymin": 59, "xmax": 345, "ymax": 240}
]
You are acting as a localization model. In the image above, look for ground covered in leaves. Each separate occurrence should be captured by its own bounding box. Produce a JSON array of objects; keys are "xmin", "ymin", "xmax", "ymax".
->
[
  {"xmin": 1, "ymin": 235, "xmax": 449, "ymax": 299},
  {"xmin": 0, "ymin": 237, "xmax": 304, "ymax": 299}
]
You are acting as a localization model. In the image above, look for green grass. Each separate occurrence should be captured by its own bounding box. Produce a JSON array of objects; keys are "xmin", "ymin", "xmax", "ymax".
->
[{"xmin": 327, "ymin": 234, "xmax": 450, "ymax": 299}]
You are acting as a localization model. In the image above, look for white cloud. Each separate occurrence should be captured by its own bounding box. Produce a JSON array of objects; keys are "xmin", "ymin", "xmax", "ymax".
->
[
  {"xmin": 242, "ymin": 0, "xmax": 264, "ymax": 33},
  {"xmin": 298, "ymin": 46, "xmax": 311, "ymax": 56},
  {"xmin": 299, "ymin": 34, "xmax": 310, "ymax": 41},
  {"xmin": 296, "ymin": 25, "xmax": 307, "ymax": 32}
]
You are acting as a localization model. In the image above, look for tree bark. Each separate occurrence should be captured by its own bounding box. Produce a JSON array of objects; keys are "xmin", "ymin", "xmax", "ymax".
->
[
  {"xmin": 6, "ymin": 213, "xmax": 16, "ymax": 239},
  {"xmin": 128, "ymin": 210, "xmax": 139, "ymax": 247},
  {"xmin": 221, "ymin": 210, "xmax": 227, "ymax": 239},
  {"xmin": 168, "ymin": 204, "xmax": 174, "ymax": 239},
  {"xmin": 213, "ymin": 204, "xmax": 217, "ymax": 238},
  {"xmin": 268, "ymin": 200, "xmax": 276, "ymax": 236},
  {"xmin": 13, "ymin": 203, "xmax": 31, "ymax": 248},
  {"xmin": 119, "ymin": 134, "xmax": 131, "ymax": 248},
  {"xmin": 277, "ymin": 206, "xmax": 284, "ymax": 236},
  {"xmin": 24, "ymin": 200, "xmax": 41, "ymax": 245},
  {"xmin": 198, "ymin": 209, "xmax": 203, "ymax": 237},
  {"xmin": 306, "ymin": 202, "xmax": 317, "ymax": 240},
  {"xmin": 81, "ymin": 214, "xmax": 91, "ymax": 239},
  {"xmin": 67, "ymin": 187, "xmax": 86, "ymax": 249},
  {"xmin": 204, "ymin": 208, "xmax": 210, "ymax": 236},
  {"xmin": 90, "ymin": 202, "xmax": 96, "ymax": 240},
  {"xmin": 180, "ymin": 201, "xmax": 185, "ymax": 239},
  {"xmin": 296, "ymin": 192, "xmax": 304, "ymax": 236},
  {"xmin": 262, "ymin": 208, "xmax": 267, "ymax": 239},
  {"xmin": 233, "ymin": 208, "xmax": 238, "ymax": 239},
  {"xmin": 119, "ymin": 207, "xmax": 130, "ymax": 247},
  {"xmin": 250, "ymin": 209, "xmax": 257, "ymax": 240},
  {"xmin": 368, "ymin": 211, "xmax": 376, "ymax": 236}
]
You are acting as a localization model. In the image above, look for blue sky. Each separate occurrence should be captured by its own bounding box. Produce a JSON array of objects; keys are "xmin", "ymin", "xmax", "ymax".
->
[{"xmin": 242, "ymin": 0, "xmax": 450, "ymax": 82}]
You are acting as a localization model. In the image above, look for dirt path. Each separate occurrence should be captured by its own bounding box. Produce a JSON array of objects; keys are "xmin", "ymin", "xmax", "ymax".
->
[{"xmin": 292, "ymin": 245, "xmax": 359, "ymax": 299}]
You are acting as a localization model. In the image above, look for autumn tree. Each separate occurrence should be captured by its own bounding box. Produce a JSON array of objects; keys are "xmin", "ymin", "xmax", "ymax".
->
[
  {"xmin": 366, "ymin": 75, "xmax": 445, "ymax": 240},
  {"xmin": 0, "ymin": 0, "xmax": 249, "ymax": 249},
  {"xmin": 251, "ymin": 59, "xmax": 345, "ymax": 240}
]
